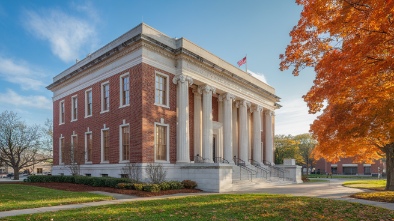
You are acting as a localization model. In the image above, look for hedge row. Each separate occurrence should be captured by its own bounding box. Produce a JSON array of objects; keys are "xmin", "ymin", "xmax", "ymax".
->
[
  {"xmin": 116, "ymin": 180, "xmax": 185, "ymax": 192},
  {"xmin": 26, "ymin": 175, "xmax": 198, "ymax": 192},
  {"xmin": 26, "ymin": 175, "xmax": 131, "ymax": 188}
]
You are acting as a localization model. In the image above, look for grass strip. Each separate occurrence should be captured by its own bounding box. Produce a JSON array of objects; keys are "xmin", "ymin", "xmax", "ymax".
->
[
  {"xmin": 5, "ymin": 194, "xmax": 394, "ymax": 221},
  {"xmin": 0, "ymin": 184, "xmax": 113, "ymax": 211}
]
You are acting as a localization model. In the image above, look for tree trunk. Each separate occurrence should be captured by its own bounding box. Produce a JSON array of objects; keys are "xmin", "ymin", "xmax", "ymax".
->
[
  {"xmin": 386, "ymin": 143, "xmax": 394, "ymax": 191},
  {"xmin": 13, "ymin": 167, "xmax": 20, "ymax": 180}
]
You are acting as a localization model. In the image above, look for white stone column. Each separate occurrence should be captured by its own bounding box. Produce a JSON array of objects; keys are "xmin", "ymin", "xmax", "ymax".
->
[
  {"xmin": 173, "ymin": 74, "xmax": 193, "ymax": 163},
  {"xmin": 232, "ymin": 103, "xmax": 238, "ymax": 159},
  {"xmin": 252, "ymin": 105, "xmax": 263, "ymax": 163},
  {"xmin": 236, "ymin": 100, "xmax": 250, "ymax": 163},
  {"xmin": 219, "ymin": 93, "xmax": 235, "ymax": 162},
  {"xmin": 199, "ymin": 85, "xmax": 216, "ymax": 163},
  {"xmin": 193, "ymin": 87, "xmax": 202, "ymax": 158},
  {"xmin": 265, "ymin": 110, "xmax": 274, "ymax": 164}
]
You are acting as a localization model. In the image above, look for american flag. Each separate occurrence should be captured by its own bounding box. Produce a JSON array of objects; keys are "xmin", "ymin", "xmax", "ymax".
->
[{"xmin": 237, "ymin": 56, "xmax": 247, "ymax": 66}]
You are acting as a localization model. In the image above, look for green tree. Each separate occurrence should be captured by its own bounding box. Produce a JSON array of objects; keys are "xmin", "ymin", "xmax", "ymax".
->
[
  {"xmin": 294, "ymin": 133, "xmax": 316, "ymax": 174},
  {"xmin": 274, "ymin": 135, "xmax": 304, "ymax": 165}
]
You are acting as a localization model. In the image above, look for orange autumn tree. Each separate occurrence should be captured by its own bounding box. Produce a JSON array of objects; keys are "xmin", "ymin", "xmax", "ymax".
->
[{"xmin": 280, "ymin": 0, "xmax": 394, "ymax": 190}]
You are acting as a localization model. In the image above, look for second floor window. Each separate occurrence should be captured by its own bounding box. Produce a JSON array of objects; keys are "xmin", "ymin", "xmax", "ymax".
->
[
  {"xmin": 102, "ymin": 83, "xmax": 109, "ymax": 112},
  {"xmin": 59, "ymin": 101, "xmax": 65, "ymax": 124},
  {"xmin": 85, "ymin": 90, "xmax": 92, "ymax": 117},
  {"xmin": 155, "ymin": 74, "xmax": 167, "ymax": 106},
  {"xmin": 71, "ymin": 96, "xmax": 77, "ymax": 121},
  {"xmin": 120, "ymin": 75, "xmax": 129, "ymax": 106}
]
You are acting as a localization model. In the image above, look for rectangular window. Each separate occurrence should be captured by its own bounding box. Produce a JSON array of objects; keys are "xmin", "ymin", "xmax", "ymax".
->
[
  {"xmin": 71, "ymin": 96, "xmax": 78, "ymax": 121},
  {"xmin": 59, "ymin": 100, "xmax": 65, "ymax": 124},
  {"xmin": 102, "ymin": 130, "xmax": 109, "ymax": 162},
  {"xmin": 71, "ymin": 135, "xmax": 78, "ymax": 164},
  {"xmin": 122, "ymin": 126, "xmax": 130, "ymax": 161},
  {"xmin": 155, "ymin": 73, "xmax": 167, "ymax": 106},
  {"xmin": 120, "ymin": 74, "xmax": 130, "ymax": 107},
  {"xmin": 59, "ymin": 137, "xmax": 64, "ymax": 164},
  {"xmin": 85, "ymin": 89, "xmax": 92, "ymax": 117},
  {"xmin": 101, "ymin": 82, "xmax": 110, "ymax": 112},
  {"xmin": 155, "ymin": 124, "xmax": 168, "ymax": 161},
  {"xmin": 86, "ymin": 133, "xmax": 92, "ymax": 162},
  {"xmin": 37, "ymin": 168, "xmax": 43, "ymax": 174}
]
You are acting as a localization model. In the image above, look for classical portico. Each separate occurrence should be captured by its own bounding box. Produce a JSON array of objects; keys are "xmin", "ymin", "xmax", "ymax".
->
[{"xmin": 173, "ymin": 72, "xmax": 277, "ymax": 166}]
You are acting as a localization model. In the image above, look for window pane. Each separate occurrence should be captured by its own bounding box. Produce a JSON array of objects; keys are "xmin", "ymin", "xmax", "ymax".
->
[
  {"xmin": 122, "ymin": 126, "xmax": 130, "ymax": 161},
  {"xmin": 103, "ymin": 130, "xmax": 109, "ymax": 161},
  {"xmin": 122, "ymin": 76, "xmax": 129, "ymax": 105},
  {"xmin": 156, "ymin": 125, "xmax": 167, "ymax": 161},
  {"xmin": 87, "ymin": 134, "xmax": 92, "ymax": 162},
  {"xmin": 155, "ymin": 75, "xmax": 167, "ymax": 105}
]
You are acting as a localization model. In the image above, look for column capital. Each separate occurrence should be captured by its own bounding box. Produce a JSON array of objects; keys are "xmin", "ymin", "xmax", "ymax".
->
[
  {"xmin": 235, "ymin": 100, "xmax": 251, "ymax": 108},
  {"xmin": 198, "ymin": 85, "xmax": 216, "ymax": 94},
  {"xmin": 218, "ymin": 93, "xmax": 236, "ymax": 102},
  {"xmin": 265, "ymin": 110, "xmax": 275, "ymax": 116},
  {"xmin": 192, "ymin": 86, "xmax": 202, "ymax": 95},
  {"xmin": 251, "ymin": 105, "xmax": 263, "ymax": 113},
  {"xmin": 173, "ymin": 74, "xmax": 193, "ymax": 86}
]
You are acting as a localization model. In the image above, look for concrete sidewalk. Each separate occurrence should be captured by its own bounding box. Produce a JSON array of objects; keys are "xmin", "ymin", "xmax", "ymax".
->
[{"xmin": 0, "ymin": 179, "xmax": 393, "ymax": 219}]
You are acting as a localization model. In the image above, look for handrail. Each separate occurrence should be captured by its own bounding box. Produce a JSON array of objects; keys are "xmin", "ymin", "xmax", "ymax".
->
[
  {"xmin": 263, "ymin": 160, "xmax": 272, "ymax": 166},
  {"xmin": 213, "ymin": 157, "xmax": 229, "ymax": 164},
  {"xmin": 233, "ymin": 156, "xmax": 257, "ymax": 181},
  {"xmin": 262, "ymin": 160, "xmax": 287, "ymax": 180},
  {"xmin": 249, "ymin": 159, "xmax": 270, "ymax": 180}
]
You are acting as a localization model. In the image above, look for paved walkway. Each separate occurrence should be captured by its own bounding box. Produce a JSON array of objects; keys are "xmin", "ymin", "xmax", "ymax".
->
[{"xmin": 0, "ymin": 179, "xmax": 393, "ymax": 219}]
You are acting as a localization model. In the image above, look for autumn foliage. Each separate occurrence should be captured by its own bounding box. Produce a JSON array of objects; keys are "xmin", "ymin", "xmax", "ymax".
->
[{"xmin": 280, "ymin": 0, "xmax": 394, "ymax": 190}]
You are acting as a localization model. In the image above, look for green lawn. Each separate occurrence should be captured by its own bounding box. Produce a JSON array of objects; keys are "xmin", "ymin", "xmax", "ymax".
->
[
  {"xmin": 343, "ymin": 179, "xmax": 386, "ymax": 191},
  {"xmin": 5, "ymin": 194, "xmax": 394, "ymax": 221},
  {"xmin": 0, "ymin": 184, "xmax": 113, "ymax": 211}
]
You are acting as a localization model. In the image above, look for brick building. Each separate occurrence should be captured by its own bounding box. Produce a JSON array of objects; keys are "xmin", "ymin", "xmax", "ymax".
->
[
  {"xmin": 47, "ymin": 23, "xmax": 280, "ymax": 191},
  {"xmin": 315, "ymin": 157, "xmax": 385, "ymax": 176}
]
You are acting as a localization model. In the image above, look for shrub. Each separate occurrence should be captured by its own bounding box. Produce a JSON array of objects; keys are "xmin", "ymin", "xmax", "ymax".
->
[
  {"xmin": 168, "ymin": 181, "xmax": 184, "ymax": 190},
  {"xmin": 116, "ymin": 183, "xmax": 135, "ymax": 189},
  {"xmin": 26, "ymin": 175, "xmax": 75, "ymax": 183},
  {"xmin": 182, "ymin": 180, "xmax": 197, "ymax": 189},
  {"xmin": 159, "ymin": 182, "xmax": 171, "ymax": 191},
  {"xmin": 143, "ymin": 184, "xmax": 160, "ymax": 192},
  {"xmin": 145, "ymin": 163, "xmax": 167, "ymax": 184},
  {"xmin": 134, "ymin": 183, "xmax": 144, "ymax": 191}
]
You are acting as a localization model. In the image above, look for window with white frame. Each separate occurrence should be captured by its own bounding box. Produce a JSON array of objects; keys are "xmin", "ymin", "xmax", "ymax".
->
[
  {"xmin": 59, "ymin": 135, "xmax": 64, "ymax": 164},
  {"xmin": 120, "ymin": 73, "xmax": 130, "ymax": 107},
  {"xmin": 85, "ymin": 89, "xmax": 92, "ymax": 117},
  {"xmin": 59, "ymin": 100, "xmax": 65, "ymax": 124},
  {"xmin": 85, "ymin": 132, "xmax": 92, "ymax": 163},
  {"xmin": 101, "ymin": 128, "xmax": 109, "ymax": 162},
  {"xmin": 71, "ymin": 134, "xmax": 78, "ymax": 164},
  {"xmin": 155, "ymin": 72, "xmax": 168, "ymax": 107},
  {"xmin": 71, "ymin": 95, "xmax": 78, "ymax": 121},
  {"xmin": 101, "ymin": 82, "xmax": 110, "ymax": 112},
  {"xmin": 155, "ymin": 123, "xmax": 168, "ymax": 162},
  {"xmin": 119, "ymin": 124, "xmax": 130, "ymax": 161}
]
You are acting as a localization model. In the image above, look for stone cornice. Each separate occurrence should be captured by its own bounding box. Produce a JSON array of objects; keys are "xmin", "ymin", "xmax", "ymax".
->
[{"xmin": 47, "ymin": 23, "xmax": 280, "ymax": 110}]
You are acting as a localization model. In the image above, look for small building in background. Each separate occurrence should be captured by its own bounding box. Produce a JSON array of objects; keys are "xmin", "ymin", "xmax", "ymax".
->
[{"xmin": 315, "ymin": 157, "xmax": 385, "ymax": 177}]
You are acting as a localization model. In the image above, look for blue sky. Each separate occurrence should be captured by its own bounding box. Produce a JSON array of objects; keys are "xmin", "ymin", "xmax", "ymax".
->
[{"xmin": 0, "ymin": 0, "xmax": 317, "ymax": 135}]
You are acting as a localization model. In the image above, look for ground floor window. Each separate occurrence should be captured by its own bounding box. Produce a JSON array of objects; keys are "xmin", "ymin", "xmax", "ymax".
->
[
  {"xmin": 364, "ymin": 166, "xmax": 371, "ymax": 175},
  {"xmin": 343, "ymin": 167, "xmax": 357, "ymax": 175},
  {"xmin": 155, "ymin": 124, "xmax": 168, "ymax": 161},
  {"xmin": 36, "ymin": 168, "xmax": 43, "ymax": 174},
  {"xmin": 331, "ymin": 167, "xmax": 337, "ymax": 174}
]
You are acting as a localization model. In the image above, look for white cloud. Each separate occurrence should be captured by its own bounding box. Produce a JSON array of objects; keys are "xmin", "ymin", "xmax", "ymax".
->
[
  {"xmin": 0, "ymin": 57, "xmax": 46, "ymax": 90},
  {"xmin": 275, "ymin": 97, "xmax": 318, "ymax": 135},
  {"xmin": 0, "ymin": 89, "xmax": 52, "ymax": 110},
  {"xmin": 24, "ymin": 9, "xmax": 96, "ymax": 63},
  {"xmin": 247, "ymin": 70, "xmax": 268, "ymax": 85}
]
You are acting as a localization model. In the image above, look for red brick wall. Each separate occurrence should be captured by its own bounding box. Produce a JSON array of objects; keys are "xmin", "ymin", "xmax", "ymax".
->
[
  {"xmin": 53, "ymin": 64, "xmax": 144, "ymax": 165},
  {"xmin": 140, "ymin": 63, "xmax": 177, "ymax": 163},
  {"xmin": 315, "ymin": 157, "xmax": 384, "ymax": 175}
]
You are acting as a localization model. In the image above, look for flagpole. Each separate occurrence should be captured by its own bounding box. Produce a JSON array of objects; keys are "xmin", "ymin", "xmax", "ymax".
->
[{"xmin": 245, "ymin": 54, "xmax": 247, "ymax": 73}]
